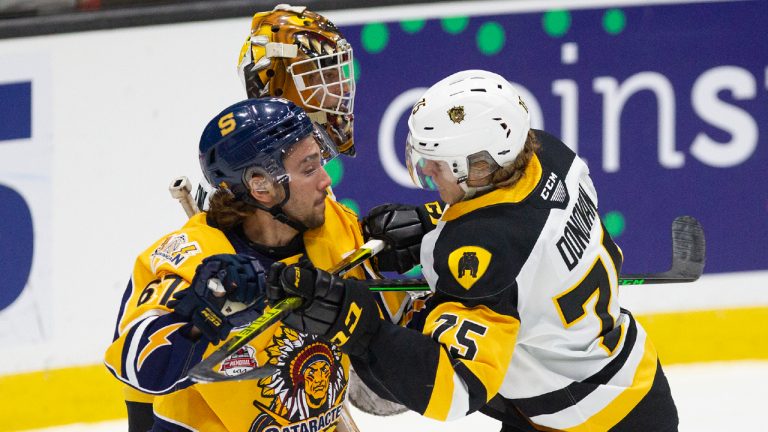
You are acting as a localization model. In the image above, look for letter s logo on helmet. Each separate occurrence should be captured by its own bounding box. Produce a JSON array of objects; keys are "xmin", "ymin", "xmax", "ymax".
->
[
  {"xmin": 218, "ymin": 113, "xmax": 236, "ymax": 136},
  {"xmin": 199, "ymin": 98, "xmax": 314, "ymax": 197}
]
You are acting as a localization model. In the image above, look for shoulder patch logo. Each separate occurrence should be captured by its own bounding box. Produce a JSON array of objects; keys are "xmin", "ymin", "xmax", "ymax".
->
[
  {"xmin": 448, "ymin": 246, "xmax": 492, "ymax": 289},
  {"xmin": 149, "ymin": 233, "xmax": 201, "ymax": 273}
]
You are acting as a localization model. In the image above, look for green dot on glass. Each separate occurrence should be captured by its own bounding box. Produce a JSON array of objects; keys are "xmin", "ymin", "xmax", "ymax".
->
[
  {"xmin": 476, "ymin": 21, "xmax": 505, "ymax": 56},
  {"xmin": 324, "ymin": 158, "xmax": 344, "ymax": 187},
  {"xmin": 400, "ymin": 19, "xmax": 426, "ymax": 34},
  {"xmin": 603, "ymin": 9, "xmax": 626, "ymax": 35},
  {"xmin": 361, "ymin": 23, "xmax": 389, "ymax": 54},
  {"xmin": 543, "ymin": 10, "xmax": 571, "ymax": 38},
  {"xmin": 603, "ymin": 211, "xmax": 626, "ymax": 238},
  {"xmin": 339, "ymin": 198, "xmax": 360, "ymax": 216},
  {"xmin": 441, "ymin": 16, "xmax": 469, "ymax": 34}
]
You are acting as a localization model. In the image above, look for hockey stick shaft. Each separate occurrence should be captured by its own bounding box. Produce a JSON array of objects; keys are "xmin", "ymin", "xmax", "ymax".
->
[
  {"xmin": 366, "ymin": 215, "xmax": 706, "ymax": 291},
  {"xmin": 187, "ymin": 239, "xmax": 385, "ymax": 383},
  {"xmin": 364, "ymin": 272, "xmax": 696, "ymax": 292}
]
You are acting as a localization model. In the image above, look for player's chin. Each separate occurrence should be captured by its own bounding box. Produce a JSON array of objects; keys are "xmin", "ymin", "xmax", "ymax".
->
[{"xmin": 304, "ymin": 211, "xmax": 326, "ymax": 230}]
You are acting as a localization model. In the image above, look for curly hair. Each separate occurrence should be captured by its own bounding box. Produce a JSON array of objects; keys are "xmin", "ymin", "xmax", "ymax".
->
[{"xmin": 206, "ymin": 189, "xmax": 259, "ymax": 230}]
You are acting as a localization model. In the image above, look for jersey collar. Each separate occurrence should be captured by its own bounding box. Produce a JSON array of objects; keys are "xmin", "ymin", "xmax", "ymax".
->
[{"xmin": 442, "ymin": 153, "xmax": 543, "ymax": 222}]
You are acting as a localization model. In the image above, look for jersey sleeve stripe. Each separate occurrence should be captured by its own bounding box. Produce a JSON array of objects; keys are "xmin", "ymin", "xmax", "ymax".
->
[
  {"xmin": 549, "ymin": 336, "xmax": 657, "ymax": 431},
  {"xmin": 423, "ymin": 347, "xmax": 461, "ymax": 420},
  {"xmin": 112, "ymin": 278, "xmax": 135, "ymax": 340},
  {"xmin": 126, "ymin": 316, "xmax": 159, "ymax": 386},
  {"xmin": 527, "ymin": 325, "xmax": 655, "ymax": 430},
  {"xmin": 512, "ymin": 314, "xmax": 638, "ymax": 417},
  {"xmin": 451, "ymin": 360, "xmax": 488, "ymax": 414}
]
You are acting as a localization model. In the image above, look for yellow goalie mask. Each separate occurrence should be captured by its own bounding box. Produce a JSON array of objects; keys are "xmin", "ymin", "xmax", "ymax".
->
[{"xmin": 238, "ymin": 4, "xmax": 357, "ymax": 156}]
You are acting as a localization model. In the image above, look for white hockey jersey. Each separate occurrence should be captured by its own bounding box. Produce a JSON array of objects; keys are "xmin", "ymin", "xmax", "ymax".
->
[{"xmin": 351, "ymin": 130, "xmax": 677, "ymax": 431}]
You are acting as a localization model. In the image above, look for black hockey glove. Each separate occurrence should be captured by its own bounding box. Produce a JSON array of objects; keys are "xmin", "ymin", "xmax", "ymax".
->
[
  {"xmin": 168, "ymin": 254, "xmax": 266, "ymax": 344},
  {"xmin": 266, "ymin": 262, "xmax": 382, "ymax": 357},
  {"xmin": 362, "ymin": 202, "xmax": 442, "ymax": 274}
]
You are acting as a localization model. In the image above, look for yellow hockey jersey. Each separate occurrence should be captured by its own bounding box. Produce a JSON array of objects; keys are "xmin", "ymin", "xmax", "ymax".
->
[{"xmin": 105, "ymin": 197, "xmax": 406, "ymax": 431}]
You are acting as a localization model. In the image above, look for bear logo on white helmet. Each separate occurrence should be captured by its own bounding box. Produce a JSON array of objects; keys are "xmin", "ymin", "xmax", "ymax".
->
[{"xmin": 448, "ymin": 105, "xmax": 465, "ymax": 124}]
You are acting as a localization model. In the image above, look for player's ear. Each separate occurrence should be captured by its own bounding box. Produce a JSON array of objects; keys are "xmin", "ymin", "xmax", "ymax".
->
[{"xmin": 247, "ymin": 173, "xmax": 283, "ymax": 206}]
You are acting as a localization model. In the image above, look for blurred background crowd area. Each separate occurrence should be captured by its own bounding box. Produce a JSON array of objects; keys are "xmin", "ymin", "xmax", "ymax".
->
[
  {"xmin": 0, "ymin": 0, "xmax": 165, "ymax": 18},
  {"xmin": 0, "ymin": 0, "xmax": 423, "ymax": 38},
  {"xmin": 0, "ymin": 0, "xmax": 414, "ymax": 19}
]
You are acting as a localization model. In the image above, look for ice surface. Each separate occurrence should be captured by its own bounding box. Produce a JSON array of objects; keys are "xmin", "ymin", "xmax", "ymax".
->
[{"xmin": 28, "ymin": 361, "xmax": 768, "ymax": 432}]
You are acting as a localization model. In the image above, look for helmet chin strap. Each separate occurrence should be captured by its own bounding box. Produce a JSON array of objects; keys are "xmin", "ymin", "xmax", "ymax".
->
[
  {"xmin": 242, "ymin": 184, "xmax": 308, "ymax": 234},
  {"xmin": 459, "ymin": 183, "xmax": 495, "ymax": 201}
]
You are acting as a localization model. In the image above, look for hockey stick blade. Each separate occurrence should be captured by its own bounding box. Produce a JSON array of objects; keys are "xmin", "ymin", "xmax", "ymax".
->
[
  {"xmin": 619, "ymin": 215, "xmax": 705, "ymax": 285},
  {"xmin": 186, "ymin": 239, "xmax": 386, "ymax": 383}
]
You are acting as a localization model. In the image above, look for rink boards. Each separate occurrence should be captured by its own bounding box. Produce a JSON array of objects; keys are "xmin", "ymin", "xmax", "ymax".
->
[{"xmin": 0, "ymin": 0, "xmax": 766, "ymax": 430}]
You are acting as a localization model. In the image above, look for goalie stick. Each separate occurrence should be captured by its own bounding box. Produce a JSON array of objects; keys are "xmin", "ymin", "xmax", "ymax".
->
[
  {"xmin": 363, "ymin": 215, "xmax": 706, "ymax": 292},
  {"xmin": 169, "ymin": 176, "xmax": 200, "ymax": 218},
  {"xmin": 186, "ymin": 238, "xmax": 386, "ymax": 383}
]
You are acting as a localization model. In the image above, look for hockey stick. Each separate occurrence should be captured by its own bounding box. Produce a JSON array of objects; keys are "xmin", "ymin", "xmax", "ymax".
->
[
  {"xmin": 362, "ymin": 215, "xmax": 706, "ymax": 291},
  {"xmin": 618, "ymin": 215, "xmax": 705, "ymax": 284},
  {"xmin": 169, "ymin": 176, "xmax": 200, "ymax": 218},
  {"xmin": 186, "ymin": 239, "xmax": 386, "ymax": 383}
]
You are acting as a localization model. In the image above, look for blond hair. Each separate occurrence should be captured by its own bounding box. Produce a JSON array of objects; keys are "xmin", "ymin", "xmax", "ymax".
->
[{"xmin": 489, "ymin": 130, "xmax": 540, "ymax": 188}]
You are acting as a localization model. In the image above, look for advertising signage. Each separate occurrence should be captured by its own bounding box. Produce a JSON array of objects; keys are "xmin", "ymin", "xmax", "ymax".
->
[{"xmin": 330, "ymin": 0, "xmax": 767, "ymax": 274}]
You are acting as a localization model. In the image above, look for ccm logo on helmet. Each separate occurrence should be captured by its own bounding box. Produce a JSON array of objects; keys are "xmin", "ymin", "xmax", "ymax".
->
[{"xmin": 218, "ymin": 113, "xmax": 236, "ymax": 136}]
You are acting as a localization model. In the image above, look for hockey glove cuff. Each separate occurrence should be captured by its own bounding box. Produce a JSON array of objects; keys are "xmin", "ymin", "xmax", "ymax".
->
[
  {"xmin": 269, "ymin": 264, "xmax": 382, "ymax": 357},
  {"xmin": 363, "ymin": 202, "xmax": 442, "ymax": 274},
  {"xmin": 168, "ymin": 254, "xmax": 266, "ymax": 344}
]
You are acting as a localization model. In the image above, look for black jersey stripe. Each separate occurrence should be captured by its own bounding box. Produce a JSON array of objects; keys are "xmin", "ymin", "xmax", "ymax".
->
[
  {"xmin": 601, "ymin": 221, "xmax": 624, "ymax": 273},
  {"xmin": 452, "ymin": 358, "xmax": 489, "ymax": 414},
  {"xmin": 609, "ymin": 360, "xmax": 679, "ymax": 431},
  {"xmin": 533, "ymin": 129, "xmax": 577, "ymax": 176},
  {"xmin": 508, "ymin": 316, "xmax": 638, "ymax": 418}
]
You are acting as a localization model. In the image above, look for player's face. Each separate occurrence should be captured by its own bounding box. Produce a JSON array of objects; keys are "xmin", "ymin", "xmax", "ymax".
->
[
  {"xmin": 282, "ymin": 136, "xmax": 332, "ymax": 229},
  {"xmin": 420, "ymin": 160, "xmax": 465, "ymax": 205},
  {"xmin": 305, "ymin": 68, "xmax": 349, "ymax": 110}
]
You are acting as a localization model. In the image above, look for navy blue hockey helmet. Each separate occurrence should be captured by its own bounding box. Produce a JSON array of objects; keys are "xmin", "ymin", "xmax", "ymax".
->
[{"xmin": 199, "ymin": 97, "xmax": 338, "ymax": 203}]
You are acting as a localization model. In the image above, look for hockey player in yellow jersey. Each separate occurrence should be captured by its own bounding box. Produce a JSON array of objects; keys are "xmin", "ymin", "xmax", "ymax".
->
[
  {"xmin": 104, "ymin": 97, "xmax": 410, "ymax": 431},
  {"xmin": 107, "ymin": 5, "xmax": 405, "ymax": 430},
  {"xmin": 268, "ymin": 70, "xmax": 679, "ymax": 431}
]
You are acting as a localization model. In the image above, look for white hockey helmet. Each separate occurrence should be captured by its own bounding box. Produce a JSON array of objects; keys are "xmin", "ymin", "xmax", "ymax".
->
[{"xmin": 406, "ymin": 70, "xmax": 530, "ymax": 195}]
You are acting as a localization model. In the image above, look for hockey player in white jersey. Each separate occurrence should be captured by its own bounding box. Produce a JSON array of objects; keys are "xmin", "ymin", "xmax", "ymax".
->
[{"xmin": 267, "ymin": 69, "xmax": 679, "ymax": 431}]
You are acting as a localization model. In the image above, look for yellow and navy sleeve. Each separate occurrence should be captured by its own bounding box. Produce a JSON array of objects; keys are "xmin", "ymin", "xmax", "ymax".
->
[{"xmin": 104, "ymin": 214, "xmax": 234, "ymax": 395}]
